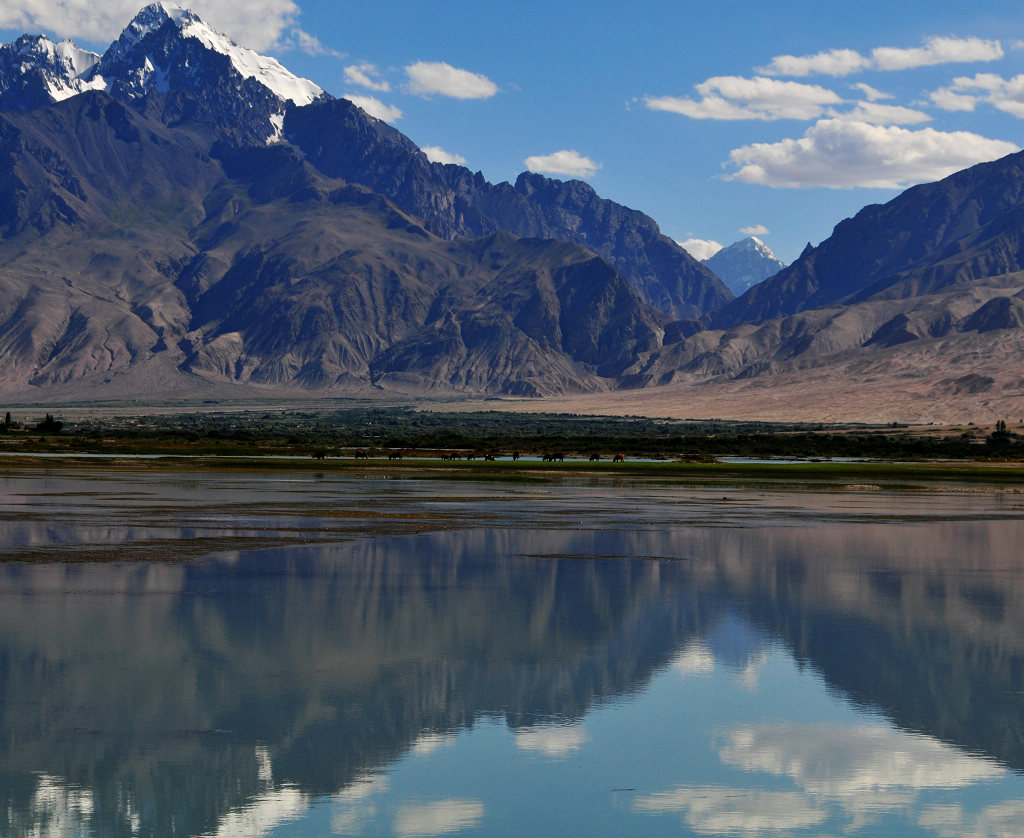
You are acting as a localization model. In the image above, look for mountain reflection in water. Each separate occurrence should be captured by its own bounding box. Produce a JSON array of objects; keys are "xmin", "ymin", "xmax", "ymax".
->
[{"xmin": 0, "ymin": 472, "xmax": 1022, "ymax": 836}]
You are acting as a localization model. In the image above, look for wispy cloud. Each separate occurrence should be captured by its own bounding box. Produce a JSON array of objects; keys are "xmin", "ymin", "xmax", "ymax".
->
[
  {"xmin": 344, "ymin": 63, "xmax": 390, "ymax": 92},
  {"xmin": 284, "ymin": 29, "xmax": 342, "ymax": 58},
  {"xmin": 873, "ymin": 36, "xmax": 1004, "ymax": 71},
  {"xmin": 760, "ymin": 36, "xmax": 1004, "ymax": 77},
  {"xmin": 833, "ymin": 101, "xmax": 932, "ymax": 125},
  {"xmin": 852, "ymin": 82, "xmax": 893, "ymax": 101},
  {"xmin": 525, "ymin": 149, "xmax": 602, "ymax": 178},
  {"xmin": 645, "ymin": 76, "xmax": 842, "ymax": 121},
  {"xmin": 758, "ymin": 48, "xmax": 871, "ymax": 78},
  {"xmin": 343, "ymin": 95, "xmax": 403, "ymax": 123},
  {"xmin": 727, "ymin": 119, "xmax": 1018, "ymax": 188},
  {"xmin": 405, "ymin": 61, "xmax": 498, "ymax": 99}
]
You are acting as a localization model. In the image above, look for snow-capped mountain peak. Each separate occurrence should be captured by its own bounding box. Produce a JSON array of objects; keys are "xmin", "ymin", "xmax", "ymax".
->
[
  {"xmin": 0, "ymin": 4, "xmax": 325, "ymax": 141},
  {"xmin": 107, "ymin": 3, "xmax": 322, "ymax": 106},
  {"xmin": 745, "ymin": 236, "xmax": 778, "ymax": 260},
  {"xmin": 116, "ymin": 2, "xmax": 190, "ymax": 45}
]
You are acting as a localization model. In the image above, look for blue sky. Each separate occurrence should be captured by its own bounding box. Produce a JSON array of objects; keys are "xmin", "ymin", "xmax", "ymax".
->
[{"xmin": 3, "ymin": 1, "xmax": 1024, "ymax": 264}]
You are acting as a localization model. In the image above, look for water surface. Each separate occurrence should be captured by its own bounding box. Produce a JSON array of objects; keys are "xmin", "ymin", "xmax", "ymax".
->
[{"xmin": 1, "ymin": 468, "xmax": 1022, "ymax": 836}]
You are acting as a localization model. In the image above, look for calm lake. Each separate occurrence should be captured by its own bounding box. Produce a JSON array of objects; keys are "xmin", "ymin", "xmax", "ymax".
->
[{"xmin": 1, "ymin": 467, "xmax": 1023, "ymax": 837}]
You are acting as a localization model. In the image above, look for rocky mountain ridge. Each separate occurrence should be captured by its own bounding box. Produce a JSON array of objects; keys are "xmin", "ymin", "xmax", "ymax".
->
[
  {"xmin": 0, "ymin": 5, "xmax": 1023, "ymax": 416},
  {"xmin": 0, "ymin": 91, "xmax": 664, "ymax": 397}
]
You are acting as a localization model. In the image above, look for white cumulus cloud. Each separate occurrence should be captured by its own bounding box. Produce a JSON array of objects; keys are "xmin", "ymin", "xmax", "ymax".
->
[
  {"xmin": 932, "ymin": 73, "xmax": 1024, "ymax": 118},
  {"xmin": 645, "ymin": 76, "xmax": 842, "ymax": 121},
  {"xmin": 739, "ymin": 224, "xmax": 769, "ymax": 236},
  {"xmin": 343, "ymin": 95, "xmax": 402, "ymax": 123},
  {"xmin": 0, "ymin": 0, "xmax": 307, "ymax": 53},
  {"xmin": 525, "ymin": 149, "xmax": 602, "ymax": 178},
  {"xmin": 727, "ymin": 119, "xmax": 1019, "ymax": 188},
  {"xmin": 679, "ymin": 239, "xmax": 724, "ymax": 261},
  {"xmin": 405, "ymin": 61, "xmax": 498, "ymax": 99},
  {"xmin": 344, "ymin": 63, "xmax": 390, "ymax": 92},
  {"xmin": 422, "ymin": 146, "xmax": 467, "ymax": 165}
]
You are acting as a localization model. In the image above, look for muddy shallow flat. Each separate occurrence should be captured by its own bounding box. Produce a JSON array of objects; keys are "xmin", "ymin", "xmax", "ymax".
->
[{"xmin": 2, "ymin": 465, "xmax": 1024, "ymax": 563}]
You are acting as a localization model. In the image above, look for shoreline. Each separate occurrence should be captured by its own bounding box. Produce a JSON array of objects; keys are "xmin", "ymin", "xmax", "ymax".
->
[{"xmin": 1, "ymin": 450, "xmax": 1022, "ymax": 485}]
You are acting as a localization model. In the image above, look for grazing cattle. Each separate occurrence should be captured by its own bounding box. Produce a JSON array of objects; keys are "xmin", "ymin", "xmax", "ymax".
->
[
  {"xmin": 589, "ymin": 453, "xmax": 601, "ymax": 462},
  {"xmin": 388, "ymin": 450, "xmax": 403, "ymax": 460},
  {"xmin": 612, "ymin": 453, "xmax": 625, "ymax": 462},
  {"xmin": 354, "ymin": 449, "xmax": 369, "ymax": 459},
  {"xmin": 311, "ymin": 451, "xmax": 326, "ymax": 460},
  {"xmin": 511, "ymin": 451, "xmax": 520, "ymax": 461},
  {"xmin": 542, "ymin": 452, "xmax": 564, "ymax": 462}
]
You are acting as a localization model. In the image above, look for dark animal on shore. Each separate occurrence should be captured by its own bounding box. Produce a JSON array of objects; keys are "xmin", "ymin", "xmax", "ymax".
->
[
  {"xmin": 511, "ymin": 452, "xmax": 520, "ymax": 461},
  {"xmin": 613, "ymin": 453, "xmax": 625, "ymax": 462},
  {"xmin": 388, "ymin": 450, "xmax": 403, "ymax": 460},
  {"xmin": 589, "ymin": 454, "xmax": 601, "ymax": 462},
  {"xmin": 484, "ymin": 454, "xmax": 496, "ymax": 461},
  {"xmin": 354, "ymin": 449, "xmax": 369, "ymax": 459},
  {"xmin": 542, "ymin": 452, "xmax": 564, "ymax": 462},
  {"xmin": 311, "ymin": 451, "xmax": 326, "ymax": 460}
]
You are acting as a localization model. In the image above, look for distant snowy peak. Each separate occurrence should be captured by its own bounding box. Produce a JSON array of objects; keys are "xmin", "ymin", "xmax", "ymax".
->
[
  {"xmin": 104, "ymin": 3, "xmax": 323, "ymax": 106},
  {"xmin": 703, "ymin": 236, "xmax": 786, "ymax": 297}
]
